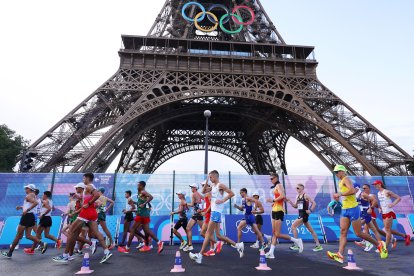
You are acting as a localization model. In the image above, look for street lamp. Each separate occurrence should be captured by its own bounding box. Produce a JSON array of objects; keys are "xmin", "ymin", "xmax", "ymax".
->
[{"xmin": 204, "ymin": 110, "xmax": 211, "ymax": 175}]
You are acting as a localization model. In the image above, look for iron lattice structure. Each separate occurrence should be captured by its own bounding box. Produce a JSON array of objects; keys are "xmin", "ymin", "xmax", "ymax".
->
[{"xmin": 22, "ymin": 0, "xmax": 413, "ymax": 175}]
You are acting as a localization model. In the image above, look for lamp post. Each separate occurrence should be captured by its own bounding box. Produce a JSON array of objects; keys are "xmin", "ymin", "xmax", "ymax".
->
[{"xmin": 204, "ymin": 110, "xmax": 211, "ymax": 175}]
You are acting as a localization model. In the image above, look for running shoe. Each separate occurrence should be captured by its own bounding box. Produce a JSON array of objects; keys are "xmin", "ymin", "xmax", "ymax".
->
[
  {"xmin": 405, "ymin": 235, "xmax": 411, "ymax": 246},
  {"xmin": 90, "ymin": 240, "xmax": 97, "ymax": 255},
  {"xmin": 35, "ymin": 245, "xmax": 42, "ymax": 251},
  {"xmin": 41, "ymin": 242, "xmax": 48, "ymax": 254},
  {"xmin": 189, "ymin": 252, "xmax": 202, "ymax": 264},
  {"xmin": 294, "ymin": 238, "xmax": 304, "ymax": 253},
  {"xmin": 354, "ymin": 240, "xmax": 366, "ymax": 247},
  {"xmin": 312, "ymin": 245, "xmax": 323, "ymax": 252},
  {"xmin": 52, "ymin": 255, "xmax": 69, "ymax": 263},
  {"xmin": 205, "ymin": 249, "xmax": 216, "ymax": 256},
  {"xmin": 260, "ymin": 243, "xmax": 269, "ymax": 251},
  {"xmin": 68, "ymin": 255, "xmax": 76, "ymax": 261},
  {"xmin": 139, "ymin": 245, "xmax": 151, "ymax": 252},
  {"xmin": 179, "ymin": 240, "xmax": 187, "ymax": 250},
  {"xmin": 157, "ymin": 241, "xmax": 164, "ymax": 254},
  {"xmin": 289, "ymin": 245, "xmax": 300, "ymax": 251},
  {"xmin": 108, "ymin": 243, "xmax": 115, "ymax": 250},
  {"xmin": 250, "ymin": 243, "xmax": 259, "ymax": 249},
  {"xmin": 377, "ymin": 241, "xmax": 388, "ymax": 259},
  {"xmin": 56, "ymin": 239, "xmax": 62, "ymax": 249},
  {"xmin": 100, "ymin": 252, "xmax": 113, "ymax": 264},
  {"xmin": 364, "ymin": 242, "xmax": 374, "ymax": 252},
  {"xmin": 375, "ymin": 249, "xmax": 379, "ymax": 253},
  {"xmin": 326, "ymin": 251, "xmax": 343, "ymax": 264},
  {"xmin": 236, "ymin": 242, "xmax": 244, "ymax": 258},
  {"xmin": 264, "ymin": 234, "xmax": 273, "ymax": 241},
  {"xmin": 392, "ymin": 237, "xmax": 397, "ymax": 250},
  {"xmin": 74, "ymin": 249, "xmax": 83, "ymax": 256},
  {"xmin": 24, "ymin": 248, "xmax": 35, "ymax": 255},
  {"xmin": 215, "ymin": 241, "xmax": 223, "ymax": 254},
  {"xmin": 265, "ymin": 252, "xmax": 275, "ymax": 259},
  {"xmin": 183, "ymin": 245, "xmax": 194, "ymax": 252},
  {"xmin": 136, "ymin": 242, "xmax": 145, "ymax": 249},
  {"xmin": 118, "ymin": 246, "xmax": 130, "ymax": 253}
]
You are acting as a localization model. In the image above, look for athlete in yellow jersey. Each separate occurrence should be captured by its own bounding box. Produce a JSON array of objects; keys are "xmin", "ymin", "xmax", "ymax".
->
[{"xmin": 327, "ymin": 165, "xmax": 388, "ymax": 264}]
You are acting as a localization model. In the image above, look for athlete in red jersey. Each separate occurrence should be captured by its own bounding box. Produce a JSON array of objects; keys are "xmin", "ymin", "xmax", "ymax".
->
[{"xmin": 199, "ymin": 181, "xmax": 218, "ymax": 257}]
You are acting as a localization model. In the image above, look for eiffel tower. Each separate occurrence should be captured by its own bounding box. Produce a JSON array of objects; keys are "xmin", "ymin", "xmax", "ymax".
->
[{"xmin": 22, "ymin": 0, "xmax": 413, "ymax": 175}]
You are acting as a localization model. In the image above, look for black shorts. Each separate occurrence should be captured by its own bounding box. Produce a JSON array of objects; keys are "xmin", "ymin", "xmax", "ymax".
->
[
  {"xmin": 97, "ymin": 212, "xmax": 106, "ymax": 223},
  {"xmin": 255, "ymin": 215, "xmax": 263, "ymax": 226},
  {"xmin": 174, "ymin": 218, "xmax": 188, "ymax": 230},
  {"xmin": 298, "ymin": 212, "xmax": 309, "ymax": 223},
  {"xmin": 20, "ymin": 213, "xmax": 36, "ymax": 227},
  {"xmin": 191, "ymin": 214, "xmax": 204, "ymax": 221},
  {"xmin": 271, "ymin": 211, "xmax": 284, "ymax": 221},
  {"xmin": 125, "ymin": 212, "xmax": 134, "ymax": 222},
  {"xmin": 39, "ymin": 216, "xmax": 52, "ymax": 228}
]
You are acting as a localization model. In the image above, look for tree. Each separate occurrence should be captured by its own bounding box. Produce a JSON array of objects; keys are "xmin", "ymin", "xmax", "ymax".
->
[{"xmin": 0, "ymin": 124, "xmax": 29, "ymax": 172}]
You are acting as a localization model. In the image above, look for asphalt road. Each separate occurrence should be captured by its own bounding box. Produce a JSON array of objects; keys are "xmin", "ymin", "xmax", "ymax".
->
[{"xmin": 0, "ymin": 242, "xmax": 413, "ymax": 276}]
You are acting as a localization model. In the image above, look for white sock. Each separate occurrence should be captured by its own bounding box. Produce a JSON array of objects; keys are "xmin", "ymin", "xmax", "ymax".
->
[
  {"xmin": 290, "ymin": 237, "xmax": 298, "ymax": 243},
  {"xmin": 269, "ymin": 244, "xmax": 275, "ymax": 254},
  {"xmin": 255, "ymin": 240, "xmax": 259, "ymax": 246},
  {"xmin": 264, "ymin": 234, "xmax": 272, "ymax": 241},
  {"xmin": 104, "ymin": 249, "xmax": 109, "ymax": 254}
]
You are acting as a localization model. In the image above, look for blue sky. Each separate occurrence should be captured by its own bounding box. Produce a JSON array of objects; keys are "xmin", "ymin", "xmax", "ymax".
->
[{"xmin": 0, "ymin": 0, "xmax": 412, "ymax": 175}]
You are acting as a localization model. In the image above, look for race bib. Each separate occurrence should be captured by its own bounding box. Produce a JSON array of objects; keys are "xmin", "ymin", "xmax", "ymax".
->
[{"xmin": 297, "ymin": 203, "xmax": 303, "ymax": 210}]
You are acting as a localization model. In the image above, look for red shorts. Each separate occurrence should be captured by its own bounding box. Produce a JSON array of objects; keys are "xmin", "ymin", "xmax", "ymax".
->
[
  {"xmin": 382, "ymin": 212, "xmax": 396, "ymax": 220},
  {"xmin": 78, "ymin": 208, "xmax": 98, "ymax": 222},
  {"xmin": 371, "ymin": 208, "xmax": 377, "ymax": 219},
  {"xmin": 134, "ymin": 216, "xmax": 150, "ymax": 224},
  {"xmin": 204, "ymin": 213, "xmax": 211, "ymax": 224}
]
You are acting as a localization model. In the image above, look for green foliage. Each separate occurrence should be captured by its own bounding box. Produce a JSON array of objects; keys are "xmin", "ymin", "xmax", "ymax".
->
[{"xmin": 0, "ymin": 124, "xmax": 29, "ymax": 172}]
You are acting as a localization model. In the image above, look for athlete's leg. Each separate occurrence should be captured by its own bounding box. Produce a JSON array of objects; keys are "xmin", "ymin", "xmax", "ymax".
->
[
  {"xmin": 99, "ymin": 220, "xmax": 113, "ymax": 245},
  {"xmin": 25, "ymin": 226, "xmax": 41, "ymax": 244},
  {"xmin": 142, "ymin": 223, "xmax": 159, "ymax": 242},
  {"xmin": 352, "ymin": 219, "xmax": 378, "ymax": 247},
  {"xmin": 383, "ymin": 217, "xmax": 393, "ymax": 246},
  {"xmin": 273, "ymin": 219, "xmax": 293, "ymax": 241},
  {"xmin": 173, "ymin": 227, "xmax": 184, "ymax": 242},
  {"xmin": 9, "ymin": 225, "xmax": 25, "ymax": 252},
  {"xmin": 88, "ymin": 221, "xmax": 109, "ymax": 250},
  {"xmin": 66, "ymin": 220, "xmax": 85, "ymax": 254},
  {"xmin": 237, "ymin": 220, "xmax": 247, "ymax": 243},
  {"xmin": 31, "ymin": 225, "xmax": 45, "ymax": 250},
  {"xmin": 121, "ymin": 220, "xmax": 130, "ymax": 245},
  {"xmin": 44, "ymin": 226, "xmax": 59, "ymax": 242},
  {"xmin": 304, "ymin": 222, "xmax": 321, "ymax": 246},
  {"xmin": 186, "ymin": 219, "xmax": 196, "ymax": 245},
  {"xmin": 291, "ymin": 218, "xmax": 303, "ymax": 239},
  {"xmin": 251, "ymin": 223, "xmax": 264, "ymax": 244},
  {"xmin": 366, "ymin": 221, "xmax": 382, "ymax": 241},
  {"xmin": 338, "ymin": 217, "xmax": 350, "ymax": 255},
  {"xmin": 215, "ymin": 223, "xmax": 236, "ymax": 246},
  {"xmin": 199, "ymin": 221, "xmax": 216, "ymax": 254}
]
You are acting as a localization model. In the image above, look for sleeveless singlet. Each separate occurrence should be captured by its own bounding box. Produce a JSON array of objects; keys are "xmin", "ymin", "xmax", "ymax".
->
[
  {"xmin": 210, "ymin": 183, "xmax": 224, "ymax": 213},
  {"xmin": 23, "ymin": 198, "xmax": 34, "ymax": 213},
  {"xmin": 242, "ymin": 198, "xmax": 253, "ymax": 216},
  {"xmin": 41, "ymin": 199, "xmax": 53, "ymax": 216},
  {"xmin": 193, "ymin": 193, "xmax": 203, "ymax": 215},
  {"xmin": 179, "ymin": 201, "xmax": 188, "ymax": 219},
  {"xmin": 272, "ymin": 186, "xmax": 284, "ymax": 212},
  {"xmin": 125, "ymin": 197, "xmax": 133, "ymax": 211},
  {"xmin": 296, "ymin": 193, "xmax": 308, "ymax": 216},
  {"xmin": 136, "ymin": 192, "xmax": 150, "ymax": 217},
  {"xmin": 378, "ymin": 190, "xmax": 394, "ymax": 214},
  {"xmin": 97, "ymin": 196, "xmax": 107, "ymax": 213},
  {"xmin": 204, "ymin": 196, "xmax": 211, "ymax": 214},
  {"xmin": 340, "ymin": 178, "xmax": 358, "ymax": 209}
]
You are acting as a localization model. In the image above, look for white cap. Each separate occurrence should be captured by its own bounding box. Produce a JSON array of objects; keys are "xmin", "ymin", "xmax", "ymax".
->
[
  {"xmin": 189, "ymin": 183, "xmax": 198, "ymax": 189},
  {"xmin": 176, "ymin": 191, "xmax": 186, "ymax": 196},
  {"xmin": 24, "ymin": 184, "xmax": 37, "ymax": 191},
  {"xmin": 74, "ymin": 182, "xmax": 86, "ymax": 189},
  {"xmin": 252, "ymin": 191, "xmax": 260, "ymax": 197}
]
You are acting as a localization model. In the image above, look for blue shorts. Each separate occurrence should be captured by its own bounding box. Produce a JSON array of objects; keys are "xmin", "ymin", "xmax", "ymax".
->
[
  {"xmin": 243, "ymin": 214, "xmax": 256, "ymax": 226},
  {"xmin": 342, "ymin": 206, "xmax": 360, "ymax": 222},
  {"xmin": 211, "ymin": 211, "xmax": 222, "ymax": 223},
  {"xmin": 361, "ymin": 211, "xmax": 372, "ymax": 224}
]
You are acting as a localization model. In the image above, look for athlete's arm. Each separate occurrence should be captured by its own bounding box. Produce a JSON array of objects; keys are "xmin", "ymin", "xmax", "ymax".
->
[
  {"xmin": 305, "ymin": 194, "xmax": 316, "ymax": 213},
  {"xmin": 140, "ymin": 191, "xmax": 154, "ymax": 206},
  {"xmin": 41, "ymin": 199, "xmax": 52, "ymax": 218},
  {"xmin": 252, "ymin": 200, "xmax": 264, "ymax": 214},
  {"xmin": 286, "ymin": 197, "xmax": 297, "ymax": 208},
  {"xmin": 387, "ymin": 190, "xmax": 401, "ymax": 207},
  {"xmin": 215, "ymin": 183, "xmax": 234, "ymax": 204},
  {"xmin": 233, "ymin": 202, "xmax": 244, "ymax": 211},
  {"xmin": 338, "ymin": 177, "xmax": 355, "ymax": 196},
  {"xmin": 23, "ymin": 194, "xmax": 38, "ymax": 215},
  {"xmin": 187, "ymin": 193, "xmax": 196, "ymax": 207},
  {"xmin": 105, "ymin": 197, "xmax": 115, "ymax": 212}
]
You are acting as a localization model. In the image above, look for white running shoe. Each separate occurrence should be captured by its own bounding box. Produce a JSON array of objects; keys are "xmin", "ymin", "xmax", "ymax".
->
[
  {"xmin": 236, "ymin": 242, "xmax": 244, "ymax": 258},
  {"xmin": 265, "ymin": 252, "xmax": 275, "ymax": 259},
  {"xmin": 183, "ymin": 245, "xmax": 194, "ymax": 252},
  {"xmin": 264, "ymin": 234, "xmax": 273, "ymax": 241},
  {"xmin": 179, "ymin": 241, "xmax": 187, "ymax": 250},
  {"xmin": 250, "ymin": 243, "xmax": 259, "ymax": 249},
  {"xmin": 136, "ymin": 242, "xmax": 145, "ymax": 249},
  {"xmin": 90, "ymin": 240, "xmax": 97, "ymax": 255},
  {"xmin": 294, "ymin": 238, "xmax": 303, "ymax": 253},
  {"xmin": 364, "ymin": 242, "xmax": 374, "ymax": 252},
  {"xmin": 189, "ymin": 252, "xmax": 202, "ymax": 264}
]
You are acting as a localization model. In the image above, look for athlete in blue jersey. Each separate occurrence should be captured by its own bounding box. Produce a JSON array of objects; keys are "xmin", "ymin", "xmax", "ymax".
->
[{"xmin": 234, "ymin": 188, "xmax": 266, "ymax": 250}]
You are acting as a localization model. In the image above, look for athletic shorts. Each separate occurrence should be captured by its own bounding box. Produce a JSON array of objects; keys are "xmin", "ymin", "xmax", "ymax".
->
[
  {"xmin": 204, "ymin": 212, "xmax": 211, "ymax": 224},
  {"xmin": 371, "ymin": 209, "xmax": 377, "ymax": 219},
  {"xmin": 191, "ymin": 214, "xmax": 204, "ymax": 221},
  {"xmin": 272, "ymin": 211, "xmax": 284, "ymax": 221},
  {"xmin": 97, "ymin": 212, "xmax": 106, "ymax": 223},
  {"xmin": 135, "ymin": 216, "xmax": 150, "ymax": 224},
  {"xmin": 298, "ymin": 212, "xmax": 309, "ymax": 223},
  {"xmin": 39, "ymin": 216, "xmax": 52, "ymax": 228},
  {"xmin": 211, "ymin": 211, "xmax": 222, "ymax": 223},
  {"xmin": 174, "ymin": 218, "xmax": 188, "ymax": 230},
  {"xmin": 342, "ymin": 206, "xmax": 360, "ymax": 222},
  {"xmin": 20, "ymin": 213, "xmax": 36, "ymax": 228},
  {"xmin": 78, "ymin": 208, "xmax": 98, "ymax": 223},
  {"xmin": 255, "ymin": 215, "xmax": 263, "ymax": 226},
  {"xmin": 382, "ymin": 212, "xmax": 396, "ymax": 220},
  {"xmin": 69, "ymin": 213, "xmax": 78, "ymax": 224},
  {"xmin": 361, "ymin": 211, "xmax": 372, "ymax": 224},
  {"xmin": 243, "ymin": 214, "xmax": 256, "ymax": 226},
  {"xmin": 125, "ymin": 212, "xmax": 134, "ymax": 222}
]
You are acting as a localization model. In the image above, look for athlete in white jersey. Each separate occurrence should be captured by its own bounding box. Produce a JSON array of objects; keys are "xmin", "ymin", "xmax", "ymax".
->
[{"xmin": 189, "ymin": 170, "xmax": 244, "ymax": 264}]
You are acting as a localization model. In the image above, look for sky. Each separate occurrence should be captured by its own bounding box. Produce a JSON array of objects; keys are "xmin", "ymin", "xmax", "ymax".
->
[{"xmin": 0, "ymin": 0, "xmax": 413, "ymax": 175}]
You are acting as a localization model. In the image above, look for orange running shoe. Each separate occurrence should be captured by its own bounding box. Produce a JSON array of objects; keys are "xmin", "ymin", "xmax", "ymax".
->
[
  {"xmin": 405, "ymin": 235, "xmax": 411, "ymax": 246},
  {"xmin": 56, "ymin": 239, "xmax": 62, "ymax": 249},
  {"xmin": 23, "ymin": 248, "xmax": 34, "ymax": 255}
]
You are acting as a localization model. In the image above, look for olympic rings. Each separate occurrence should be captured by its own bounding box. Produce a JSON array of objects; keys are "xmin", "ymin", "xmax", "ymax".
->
[
  {"xmin": 181, "ymin": 1, "xmax": 255, "ymax": 34},
  {"xmin": 195, "ymin": 12, "xmax": 218, "ymax": 32},
  {"xmin": 220, "ymin": 14, "xmax": 243, "ymax": 35}
]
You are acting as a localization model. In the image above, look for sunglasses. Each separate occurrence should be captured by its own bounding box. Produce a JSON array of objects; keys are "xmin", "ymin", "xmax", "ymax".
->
[
  {"xmin": 362, "ymin": 187, "xmax": 368, "ymax": 190},
  {"xmin": 270, "ymin": 177, "xmax": 275, "ymax": 180},
  {"xmin": 296, "ymin": 187, "xmax": 301, "ymax": 190}
]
